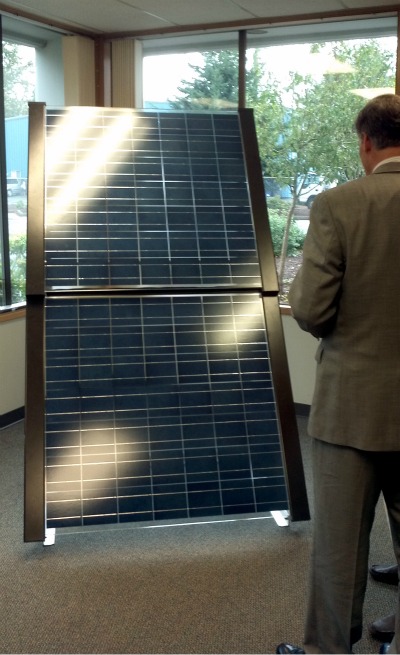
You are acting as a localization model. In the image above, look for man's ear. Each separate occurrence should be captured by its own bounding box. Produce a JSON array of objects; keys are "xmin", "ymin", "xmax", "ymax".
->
[{"xmin": 362, "ymin": 132, "xmax": 373, "ymax": 152}]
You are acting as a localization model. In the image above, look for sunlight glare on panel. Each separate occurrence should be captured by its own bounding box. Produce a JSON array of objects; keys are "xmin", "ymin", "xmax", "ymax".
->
[{"xmin": 46, "ymin": 108, "xmax": 140, "ymax": 224}]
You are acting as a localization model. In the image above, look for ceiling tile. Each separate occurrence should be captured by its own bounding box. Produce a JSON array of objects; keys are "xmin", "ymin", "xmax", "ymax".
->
[
  {"xmin": 1, "ymin": 0, "xmax": 397, "ymax": 35},
  {"xmin": 2, "ymin": 0, "xmax": 172, "ymax": 33},
  {"xmin": 122, "ymin": 0, "xmax": 254, "ymax": 25},
  {"xmin": 232, "ymin": 0, "xmax": 346, "ymax": 18},
  {"xmin": 342, "ymin": 0, "xmax": 400, "ymax": 6}
]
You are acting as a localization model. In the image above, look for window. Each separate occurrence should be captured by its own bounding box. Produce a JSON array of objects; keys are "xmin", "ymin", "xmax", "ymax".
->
[
  {"xmin": 142, "ymin": 16, "xmax": 397, "ymax": 304},
  {"xmin": 0, "ymin": 13, "xmax": 398, "ymax": 310},
  {"xmin": 249, "ymin": 30, "xmax": 396, "ymax": 302},
  {"xmin": 3, "ymin": 40, "xmax": 34, "ymax": 306},
  {"xmin": 143, "ymin": 49, "xmax": 239, "ymax": 110},
  {"xmin": 0, "ymin": 16, "xmax": 64, "ymax": 310}
]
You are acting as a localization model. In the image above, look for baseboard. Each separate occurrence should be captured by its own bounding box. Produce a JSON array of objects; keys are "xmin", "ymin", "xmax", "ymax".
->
[
  {"xmin": 0, "ymin": 406, "xmax": 25, "ymax": 429},
  {"xmin": 294, "ymin": 402, "xmax": 310, "ymax": 417}
]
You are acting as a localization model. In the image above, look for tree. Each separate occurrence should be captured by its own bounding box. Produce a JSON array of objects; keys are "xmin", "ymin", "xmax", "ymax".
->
[
  {"xmin": 254, "ymin": 39, "xmax": 395, "ymax": 287},
  {"xmin": 170, "ymin": 49, "xmax": 266, "ymax": 109},
  {"xmin": 169, "ymin": 51, "xmax": 308, "ymax": 292},
  {"xmin": 8, "ymin": 233, "xmax": 26, "ymax": 303},
  {"xmin": 304, "ymin": 40, "xmax": 396, "ymax": 183},
  {"xmin": 169, "ymin": 40, "xmax": 396, "ymax": 293},
  {"xmin": 2, "ymin": 41, "xmax": 35, "ymax": 118}
]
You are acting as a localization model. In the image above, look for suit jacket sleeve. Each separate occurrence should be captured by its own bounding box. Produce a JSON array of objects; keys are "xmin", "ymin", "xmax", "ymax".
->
[{"xmin": 288, "ymin": 191, "xmax": 345, "ymax": 338}]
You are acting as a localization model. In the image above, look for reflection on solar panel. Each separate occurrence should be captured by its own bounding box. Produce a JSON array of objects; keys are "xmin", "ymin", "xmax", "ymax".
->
[
  {"xmin": 45, "ymin": 295, "xmax": 286, "ymax": 527},
  {"xmin": 24, "ymin": 105, "xmax": 309, "ymax": 540},
  {"xmin": 45, "ymin": 108, "xmax": 261, "ymax": 289}
]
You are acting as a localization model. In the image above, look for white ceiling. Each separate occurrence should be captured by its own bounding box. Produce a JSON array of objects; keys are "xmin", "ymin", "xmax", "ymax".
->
[{"xmin": 0, "ymin": 0, "xmax": 399, "ymax": 37}]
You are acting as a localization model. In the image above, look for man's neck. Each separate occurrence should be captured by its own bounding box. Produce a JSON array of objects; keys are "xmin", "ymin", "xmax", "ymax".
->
[
  {"xmin": 364, "ymin": 146, "xmax": 400, "ymax": 175},
  {"xmin": 372, "ymin": 146, "xmax": 400, "ymax": 168}
]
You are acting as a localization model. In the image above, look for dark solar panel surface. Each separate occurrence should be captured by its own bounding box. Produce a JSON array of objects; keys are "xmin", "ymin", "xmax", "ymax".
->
[
  {"xmin": 45, "ymin": 108, "xmax": 261, "ymax": 289},
  {"xmin": 45, "ymin": 295, "xmax": 287, "ymax": 527},
  {"xmin": 42, "ymin": 107, "xmax": 288, "ymax": 527}
]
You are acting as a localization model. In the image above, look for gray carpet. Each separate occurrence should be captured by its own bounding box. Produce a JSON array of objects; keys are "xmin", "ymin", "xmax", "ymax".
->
[{"xmin": 0, "ymin": 416, "xmax": 396, "ymax": 654}]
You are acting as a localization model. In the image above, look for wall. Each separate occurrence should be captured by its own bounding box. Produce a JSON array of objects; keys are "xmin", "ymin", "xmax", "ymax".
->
[
  {"xmin": 35, "ymin": 36, "xmax": 65, "ymax": 106},
  {"xmin": 62, "ymin": 36, "xmax": 96, "ymax": 105},
  {"xmin": 0, "ymin": 316, "xmax": 25, "ymax": 418},
  {"xmin": 111, "ymin": 39, "xmax": 143, "ymax": 107},
  {"xmin": 281, "ymin": 312, "xmax": 317, "ymax": 406}
]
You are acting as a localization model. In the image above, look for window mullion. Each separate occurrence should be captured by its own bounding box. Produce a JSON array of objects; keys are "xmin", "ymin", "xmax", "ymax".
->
[{"xmin": 0, "ymin": 17, "xmax": 12, "ymax": 307}]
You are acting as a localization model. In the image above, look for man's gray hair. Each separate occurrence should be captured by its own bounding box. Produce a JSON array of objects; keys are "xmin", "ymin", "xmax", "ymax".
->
[{"xmin": 354, "ymin": 93, "xmax": 400, "ymax": 149}]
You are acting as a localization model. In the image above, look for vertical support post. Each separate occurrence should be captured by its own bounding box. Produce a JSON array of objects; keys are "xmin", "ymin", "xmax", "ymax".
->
[
  {"xmin": 0, "ymin": 18, "xmax": 12, "ymax": 305},
  {"xmin": 238, "ymin": 108, "xmax": 279, "ymax": 293},
  {"xmin": 26, "ymin": 103, "xmax": 45, "ymax": 297},
  {"xmin": 95, "ymin": 37, "xmax": 111, "ymax": 107},
  {"xmin": 396, "ymin": 12, "xmax": 400, "ymax": 96},
  {"xmin": 24, "ymin": 102, "xmax": 46, "ymax": 542},
  {"xmin": 263, "ymin": 295, "xmax": 310, "ymax": 521},
  {"xmin": 238, "ymin": 30, "xmax": 247, "ymax": 109},
  {"xmin": 239, "ymin": 107, "xmax": 309, "ymax": 521}
]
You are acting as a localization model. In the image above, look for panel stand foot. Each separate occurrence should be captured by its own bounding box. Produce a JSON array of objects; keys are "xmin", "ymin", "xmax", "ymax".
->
[
  {"xmin": 43, "ymin": 528, "xmax": 56, "ymax": 546},
  {"xmin": 271, "ymin": 510, "xmax": 289, "ymax": 527}
]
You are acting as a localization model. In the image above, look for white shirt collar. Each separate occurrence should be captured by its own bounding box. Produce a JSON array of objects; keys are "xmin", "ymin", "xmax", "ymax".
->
[{"xmin": 372, "ymin": 156, "xmax": 400, "ymax": 173}]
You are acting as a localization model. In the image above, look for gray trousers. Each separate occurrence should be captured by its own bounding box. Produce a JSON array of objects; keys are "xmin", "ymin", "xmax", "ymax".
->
[{"xmin": 303, "ymin": 438, "xmax": 400, "ymax": 654}]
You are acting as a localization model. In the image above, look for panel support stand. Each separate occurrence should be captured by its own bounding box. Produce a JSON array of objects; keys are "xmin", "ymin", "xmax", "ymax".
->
[
  {"xmin": 43, "ymin": 528, "xmax": 56, "ymax": 546},
  {"xmin": 271, "ymin": 510, "xmax": 289, "ymax": 527}
]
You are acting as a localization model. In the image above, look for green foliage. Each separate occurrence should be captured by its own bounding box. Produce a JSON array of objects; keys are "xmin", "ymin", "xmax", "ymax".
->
[
  {"xmin": 170, "ymin": 50, "xmax": 265, "ymax": 110},
  {"xmin": 3, "ymin": 41, "xmax": 35, "ymax": 118},
  {"xmin": 168, "ymin": 39, "xmax": 395, "ymax": 287},
  {"xmin": 169, "ymin": 40, "xmax": 395, "ymax": 195},
  {"xmin": 9, "ymin": 233, "xmax": 26, "ymax": 303},
  {"xmin": 170, "ymin": 51, "xmax": 238, "ymax": 109},
  {"xmin": 267, "ymin": 199, "xmax": 306, "ymax": 256},
  {"xmin": 268, "ymin": 39, "xmax": 395, "ymax": 188}
]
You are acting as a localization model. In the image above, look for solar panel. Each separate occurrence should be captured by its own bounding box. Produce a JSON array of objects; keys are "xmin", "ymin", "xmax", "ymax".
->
[
  {"xmin": 45, "ymin": 294, "xmax": 287, "ymax": 527},
  {"xmin": 45, "ymin": 108, "xmax": 261, "ymax": 290},
  {"xmin": 24, "ymin": 105, "xmax": 309, "ymax": 540}
]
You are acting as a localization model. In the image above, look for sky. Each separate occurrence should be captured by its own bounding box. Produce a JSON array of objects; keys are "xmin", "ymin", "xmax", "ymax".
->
[
  {"xmin": 142, "ymin": 37, "xmax": 397, "ymax": 104},
  {"xmin": 143, "ymin": 52, "xmax": 203, "ymax": 103}
]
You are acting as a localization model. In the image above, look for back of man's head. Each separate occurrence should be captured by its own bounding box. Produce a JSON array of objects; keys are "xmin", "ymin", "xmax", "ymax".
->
[{"xmin": 355, "ymin": 93, "xmax": 400, "ymax": 149}]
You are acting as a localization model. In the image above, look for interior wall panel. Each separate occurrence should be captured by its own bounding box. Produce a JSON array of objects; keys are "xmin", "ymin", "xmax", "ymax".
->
[
  {"xmin": 111, "ymin": 39, "xmax": 143, "ymax": 108},
  {"xmin": 62, "ymin": 36, "xmax": 96, "ymax": 106}
]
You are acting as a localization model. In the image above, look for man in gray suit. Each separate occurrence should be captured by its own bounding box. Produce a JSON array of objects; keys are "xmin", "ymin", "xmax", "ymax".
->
[{"xmin": 277, "ymin": 94, "xmax": 400, "ymax": 654}]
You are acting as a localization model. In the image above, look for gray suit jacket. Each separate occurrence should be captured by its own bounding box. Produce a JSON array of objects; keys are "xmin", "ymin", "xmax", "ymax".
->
[{"xmin": 289, "ymin": 162, "xmax": 400, "ymax": 450}]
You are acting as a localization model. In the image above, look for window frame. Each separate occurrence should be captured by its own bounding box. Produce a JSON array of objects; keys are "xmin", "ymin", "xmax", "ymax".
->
[
  {"xmin": 0, "ymin": 19, "xmax": 12, "ymax": 308},
  {"xmin": 0, "ymin": 11, "xmax": 399, "ymax": 314}
]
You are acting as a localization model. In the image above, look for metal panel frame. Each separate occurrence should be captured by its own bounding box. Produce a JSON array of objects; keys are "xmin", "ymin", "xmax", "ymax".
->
[
  {"xmin": 239, "ymin": 108, "xmax": 309, "ymax": 521},
  {"xmin": 24, "ymin": 102, "xmax": 46, "ymax": 542},
  {"xmin": 263, "ymin": 296, "xmax": 310, "ymax": 521},
  {"xmin": 238, "ymin": 108, "xmax": 279, "ymax": 294}
]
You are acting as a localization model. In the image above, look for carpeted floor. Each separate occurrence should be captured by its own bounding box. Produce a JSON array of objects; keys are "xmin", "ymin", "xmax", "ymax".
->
[{"xmin": 0, "ymin": 416, "xmax": 397, "ymax": 654}]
